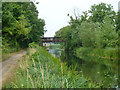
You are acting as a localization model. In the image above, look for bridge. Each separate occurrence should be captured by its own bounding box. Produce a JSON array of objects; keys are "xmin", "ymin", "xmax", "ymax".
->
[{"xmin": 40, "ymin": 37, "xmax": 65, "ymax": 47}]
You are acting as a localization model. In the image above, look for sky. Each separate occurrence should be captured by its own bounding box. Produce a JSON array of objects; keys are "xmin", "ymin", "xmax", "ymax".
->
[{"xmin": 35, "ymin": 0, "xmax": 119, "ymax": 37}]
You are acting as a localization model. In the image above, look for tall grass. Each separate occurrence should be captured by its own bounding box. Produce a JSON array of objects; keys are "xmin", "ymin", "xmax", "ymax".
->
[{"xmin": 3, "ymin": 43, "xmax": 101, "ymax": 88}]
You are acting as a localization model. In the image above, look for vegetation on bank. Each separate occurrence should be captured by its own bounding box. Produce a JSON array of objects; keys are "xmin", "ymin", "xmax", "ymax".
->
[
  {"xmin": 55, "ymin": 3, "xmax": 119, "ymax": 58},
  {"xmin": 3, "ymin": 43, "xmax": 101, "ymax": 88},
  {"xmin": 2, "ymin": 2, "xmax": 46, "ymax": 61},
  {"xmin": 1, "ymin": 1, "xmax": 119, "ymax": 88},
  {"xmin": 76, "ymin": 47, "xmax": 118, "ymax": 60},
  {"xmin": 49, "ymin": 44, "xmax": 61, "ymax": 49},
  {"xmin": 54, "ymin": 3, "xmax": 119, "ymax": 87},
  {"xmin": 2, "ymin": 49, "xmax": 27, "ymax": 62},
  {"xmin": 2, "ymin": 2, "xmax": 45, "ymax": 53},
  {"xmin": 75, "ymin": 47, "xmax": 118, "ymax": 70}
]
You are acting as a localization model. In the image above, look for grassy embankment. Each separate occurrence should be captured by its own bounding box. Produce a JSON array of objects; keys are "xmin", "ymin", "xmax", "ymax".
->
[
  {"xmin": 3, "ymin": 43, "xmax": 101, "ymax": 88},
  {"xmin": 2, "ymin": 42, "xmax": 28, "ymax": 62},
  {"xmin": 2, "ymin": 44, "xmax": 20, "ymax": 62},
  {"xmin": 2, "ymin": 47, "xmax": 36, "ymax": 86},
  {"xmin": 2, "ymin": 48, "xmax": 27, "ymax": 62}
]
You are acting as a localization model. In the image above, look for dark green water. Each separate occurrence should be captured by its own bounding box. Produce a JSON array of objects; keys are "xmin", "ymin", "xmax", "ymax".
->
[{"xmin": 61, "ymin": 52, "xmax": 118, "ymax": 88}]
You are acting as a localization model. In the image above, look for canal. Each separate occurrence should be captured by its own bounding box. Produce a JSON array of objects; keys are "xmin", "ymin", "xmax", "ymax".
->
[{"xmin": 48, "ymin": 47, "xmax": 118, "ymax": 88}]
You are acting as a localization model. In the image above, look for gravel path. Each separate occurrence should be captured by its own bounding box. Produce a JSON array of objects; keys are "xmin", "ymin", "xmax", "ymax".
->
[{"xmin": 0, "ymin": 51, "xmax": 26, "ymax": 88}]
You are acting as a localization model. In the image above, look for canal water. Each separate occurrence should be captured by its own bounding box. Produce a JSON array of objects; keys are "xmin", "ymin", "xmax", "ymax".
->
[
  {"xmin": 49, "ymin": 49, "xmax": 118, "ymax": 88},
  {"xmin": 63, "ymin": 52, "xmax": 118, "ymax": 88},
  {"xmin": 49, "ymin": 48, "xmax": 61, "ymax": 57}
]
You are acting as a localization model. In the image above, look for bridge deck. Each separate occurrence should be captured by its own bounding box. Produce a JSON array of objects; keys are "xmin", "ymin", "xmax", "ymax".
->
[
  {"xmin": 40, "ymin": 37, "xmax": 65, "ymax": 42},
  {"xmin": 40, "ymin": 37, "xmax": 65, "ymax": 46}
]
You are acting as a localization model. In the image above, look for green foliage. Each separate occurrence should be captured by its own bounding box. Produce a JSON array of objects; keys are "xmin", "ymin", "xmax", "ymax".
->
[
  {"xmin": 55, "ymin": 3, "xmax": 118, "ymax": 52},
  {"xmin": 3, "ymin": 44, "xmax": 101, "ymax": 88},
  {"xmin": 78, "ymin": 22, "xmax": 101, "ymax": 48},
  {"xmin": 88, "ymin": 3, "xmax": 116, "ymax": 23},
  {"xmin": 76, "ymin": 47, "xmax": 118, "ymax": 61},
  {"xmin": 100, "ymin": 16, "xmax": 118, "ymax": 47},
  {"xmin": 55, "ymin": 2, "xmax": 118, "ymax": 88},
  {"xmin": 2, "ymin": 37, "xmax": 20, "ymax": 53},
  {"xmin": 28, "ymin": 42, "xmax": 39, "ymax": 48},
  {"xmin": 3, "ymin": 15, "xmax": 31, "ymax": 36},
  {"xmin": 49, "ymin": 44, "xmax": 60, "ymax": 49},
  {"xmin": 2, "ymin": 2, "xmax": 45, "ymax": 49},
  {"xmin": 55, "ymin": 26, "xmax": 73, "ymax": 51}
]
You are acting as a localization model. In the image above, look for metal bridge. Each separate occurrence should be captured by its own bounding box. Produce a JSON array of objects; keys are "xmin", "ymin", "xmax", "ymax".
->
[{"xmin": 40, "ymin": 37, "xmax": 65, "ymax": 46}]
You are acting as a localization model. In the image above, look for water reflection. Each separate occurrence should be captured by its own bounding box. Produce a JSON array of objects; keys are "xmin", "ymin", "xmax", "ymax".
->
[
  {"xmin": 49, "ymin": 48, "xmax": 61, "ymax": 57},
  {"xmin": 48, "ymin": 44, "xmax": 62, "ymax": 57},
  {"xmin": 48, "ymin": 47, "xmax": 118, "ymax": 88},
  {"xmin": 62, "ymin": 51, "xmax": 118, "ymax": 88}
]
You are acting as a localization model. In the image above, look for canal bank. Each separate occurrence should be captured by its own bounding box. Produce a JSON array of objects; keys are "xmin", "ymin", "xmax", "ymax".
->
[
  {"xmin": 44, "ymin": 43, "xmax": 118, "ymax": 88},
  {"xmin": 61, "ymin": 51, "xmax": 118, "ymax": 88}
]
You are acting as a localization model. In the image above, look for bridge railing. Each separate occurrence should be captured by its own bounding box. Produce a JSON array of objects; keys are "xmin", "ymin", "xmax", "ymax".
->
[{"xmin": 40, "ymin": 37, "xmax": 65, "ymax": 46}]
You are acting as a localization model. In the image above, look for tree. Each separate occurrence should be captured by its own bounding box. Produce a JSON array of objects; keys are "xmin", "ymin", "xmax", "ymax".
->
[
  {"xmin": 68, "ymin": 11, "xmax": 88, "ymax": 28},
  {"xmin": 2, "ymin": 2, "xmax": 45, "ymax": 48},
  {"xmin": 100, "ymin": 16, "xmax": 118, "ymax": 47},
  {"xmin": 55, "ymin": 26, "xmax": 73, "ymax": 51},
  {"xmin": 55, "ymin": 2, "xmax": 118, "ymax": 54},
  {"xmin": 78, "ymin": 21, "xmax": 101, "ymax": 48},
  {"xmin": 88, "ymin": 3, "xmax": 116, "ymax": 23},
  {"xmin": 2, "ymin": 2, "xmax": 31, "ymax": 48}
]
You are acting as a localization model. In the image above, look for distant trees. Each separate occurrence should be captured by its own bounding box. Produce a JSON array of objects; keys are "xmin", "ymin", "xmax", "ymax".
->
[
  {"xmin": 2, "ymin": 2, "xmax": 45, "ymax": 49},
  {"xmin": 88, "ymin": 3, "xmax": 116, "ymax": 23},
  {"xmin": 55, "ymin": 26, "xmax": 73, "ymax": 51},
  {"xmin": 55, "ymin": 3, "xmax": 118, "ymax": 52}
]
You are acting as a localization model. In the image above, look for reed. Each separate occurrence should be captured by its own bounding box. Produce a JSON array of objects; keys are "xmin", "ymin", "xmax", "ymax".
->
[{"xmin": 3, "ymin": 43, "xmax": 101, "ymax": 88}]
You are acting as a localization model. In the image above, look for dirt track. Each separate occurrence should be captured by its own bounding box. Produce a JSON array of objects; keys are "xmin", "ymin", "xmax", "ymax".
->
[{"xmin": 0, "ymin": 51, "xmax": 26, "ymax": 88}]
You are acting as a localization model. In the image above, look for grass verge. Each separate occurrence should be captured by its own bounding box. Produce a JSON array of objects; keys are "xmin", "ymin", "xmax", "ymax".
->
[{"xmin": 3, "ymin": 44, "xmax": 101, "ymax": 88}]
